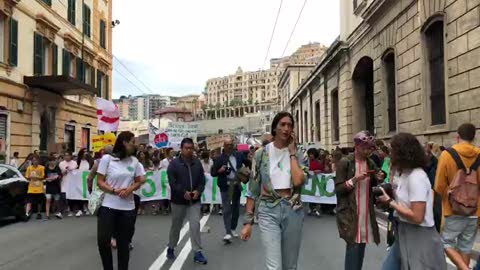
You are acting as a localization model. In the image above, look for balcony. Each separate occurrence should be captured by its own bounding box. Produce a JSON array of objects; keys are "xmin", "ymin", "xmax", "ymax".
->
[{"xmin": 24, "ymin": 75, "xmax": 98, "ymax": 95}]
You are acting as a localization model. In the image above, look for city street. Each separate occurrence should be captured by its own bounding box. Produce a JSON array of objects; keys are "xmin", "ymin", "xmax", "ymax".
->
[{"xmin": 0, "ymin": 210, "xmax": 457, "ymax": 270}]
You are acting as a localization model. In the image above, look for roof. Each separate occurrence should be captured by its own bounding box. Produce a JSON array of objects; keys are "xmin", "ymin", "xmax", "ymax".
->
[
  {"xmin": 24, "ymin": 75, "xmax": 97, "ymax": 95},
  {"xmin": 155, "ymin": 107, "xmax": 192, "ymax": 115}
]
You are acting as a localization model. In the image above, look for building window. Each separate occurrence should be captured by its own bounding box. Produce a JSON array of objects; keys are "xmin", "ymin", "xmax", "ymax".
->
[
  {"xmin": 33, "ymin": 32, "xmax": 43, "ymax": 75},
  {"xmin": 41, "ymin": 0, "xmax": 52, "ymax": 6},
  {"xmin": 383, "ymin": 51, "xmax": 397, "ymax": 132},
  {"xmin": 100, "ymin": 19, "xmax": 106, "ymax": 49},
  {"xmin": 332, "ymin": 90, "xmax": 339, "ymax": 142},
  {"xmin": 424, "ymin": 18, "xmax": 446, "ymax": 126},
  {"xmin": 315, "ymin": 101, "xmax": 321, "ymax": 141},
  {"xmin": 62, "ymin": 49, "xmax": 71, "ymax": 76},
  {"xmin": 64, "ymin": 124, "xmax": 75, "ymax": 153},
  {"xmin": 68, "ymin": 0, "xmax": 76, "ymax": 26},
  {"xmin": 83, "ymin": 4, "xmax": 91, "ymax": 38},
  {"xmin": 304, "ymin": 111, "xmax": 308, "ymax": 142},
  {"xmin": 8, "ymin": 17, "xmax": 18, "ymax": 67},
  {"xmin": 81, "ymin": 127, "xmax": 90, "ymax": 150}
]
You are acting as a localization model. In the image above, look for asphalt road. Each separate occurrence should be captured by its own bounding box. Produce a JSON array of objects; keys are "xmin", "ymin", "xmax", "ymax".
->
[{"xmin": 0, "ymin": 209, "xmax": 457, "ymax": 270}]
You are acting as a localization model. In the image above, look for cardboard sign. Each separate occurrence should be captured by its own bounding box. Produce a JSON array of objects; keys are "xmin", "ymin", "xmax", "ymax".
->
[
  {"xmin": 92, "ymin": 133, "xmax": 116, "ymax": 153},
  {"xmin": 206, "ymin": 134, "xmax": 231, "ymax": 150}
]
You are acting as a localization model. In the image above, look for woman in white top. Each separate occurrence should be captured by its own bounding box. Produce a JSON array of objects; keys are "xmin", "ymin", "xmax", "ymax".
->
[
  {"xmin": 96, "ymin": 131, "xmax": 146, "ymax": 270},
  {"xmin": 379, "ymin": 133, "xmax": 446, "ymax": 270}
]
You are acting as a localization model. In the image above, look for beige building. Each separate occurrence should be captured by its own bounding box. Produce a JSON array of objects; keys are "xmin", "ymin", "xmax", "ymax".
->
[
  {"xmin": 0, "ymin": 0, "xmax": 112, "ymax": 160},
  {"xmin": 289, "ymin": 0, "xmax": 480, "ymax": 149},
  {"xmin": 204, "ymin": 43, "xmax": 327, "ymax": 120}
]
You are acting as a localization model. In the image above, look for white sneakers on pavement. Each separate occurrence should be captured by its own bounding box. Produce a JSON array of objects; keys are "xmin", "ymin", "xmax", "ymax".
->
[
  {"xmin": 75, "ymin": 210, "xmax": 83, "ymax": 217},
  {"xmin": 231, "ymin": 230, "xmax": 239, "ymax": 238},
  {"xmin": 223, "ymin": 234, "xmax": 232, "ymax": 243}
]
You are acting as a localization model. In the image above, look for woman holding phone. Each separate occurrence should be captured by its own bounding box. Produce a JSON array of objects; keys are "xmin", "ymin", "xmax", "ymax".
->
[
  {"xmin": 241, "ymin": 111, "xmax": 306, "ymax": 270},
  {"xmin": 96, "ymin": 131, "xmax": 146, "ymax": 270}
]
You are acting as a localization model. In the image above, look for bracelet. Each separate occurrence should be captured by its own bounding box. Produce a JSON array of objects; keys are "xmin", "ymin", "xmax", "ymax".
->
[{"xmin": 290, "ymin": 154, "xmax": 297, "ymax": 159}]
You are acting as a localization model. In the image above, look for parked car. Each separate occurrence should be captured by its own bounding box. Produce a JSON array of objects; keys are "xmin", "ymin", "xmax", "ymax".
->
[{"xmin": 0, "ymin": 164, "xmax": 28, "ymax": 221}]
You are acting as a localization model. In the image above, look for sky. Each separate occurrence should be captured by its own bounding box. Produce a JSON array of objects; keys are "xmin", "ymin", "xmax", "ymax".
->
[{"xmin": 111, "ymin": 0, "xmax": 340, "ymax": 99}]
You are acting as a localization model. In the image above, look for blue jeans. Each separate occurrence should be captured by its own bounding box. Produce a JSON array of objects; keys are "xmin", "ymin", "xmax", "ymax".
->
[
  {"xmin": 345, "ymin": 243, "xmax": 366, "ymax": 270},
  {"xmin": 381, "ymin": 240, "xmax": 401, "ymax": 270},
  {"xmin": 258, "ymin": 199, "xmax": 304, "ymax": 270}
]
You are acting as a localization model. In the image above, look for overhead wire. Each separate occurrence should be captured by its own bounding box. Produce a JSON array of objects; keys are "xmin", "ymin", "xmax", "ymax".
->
[{"xmin": 262, "ymin": 0, "xmax": 284, "ymax": 70}]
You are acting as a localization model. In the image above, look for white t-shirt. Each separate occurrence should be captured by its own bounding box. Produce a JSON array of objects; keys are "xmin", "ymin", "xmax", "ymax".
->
[
  {"xmin": 9, "ymin": 158, "xmax": 18, "ymax": 168},
  {"xmin": 227, "ymin": 155, "xmax": 237, "ymax": 179},
  {"xmin": 201, "ymin": 159, "xmax": 213, "ymax": 174},
  {"xmin": 394, "ymin": 168, "xmax": 434, "ymax": 227},
  {"xmin": 79, "ymin": 160, "xmax": 90, "ymax": 171},
  {"xmin": 97, "ymin": 155, "xmax": 146, "ymax": 211},
  {"xmin": 59, "ymin": 160, "xmax": 78, "ymax": 193},
  {"xmin": 160, "ymin": 158, "xmax": 170, "ymax": 170},
  {"xmin": 267, "ymin": 142, "xmax": 292, "ymax": 190}
]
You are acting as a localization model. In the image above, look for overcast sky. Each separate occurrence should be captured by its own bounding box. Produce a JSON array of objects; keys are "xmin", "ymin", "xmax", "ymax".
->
[{"xmin": 112, "ymin": 0, "xmax": 340, "ymax": 99}]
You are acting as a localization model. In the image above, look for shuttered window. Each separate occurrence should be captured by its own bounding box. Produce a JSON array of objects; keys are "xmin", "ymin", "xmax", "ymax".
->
[
  {"xmin": 83, "ymin": 4, "xmax": 91, "ymax": 38},
  {"xmin": 90, "ymin": 68, "xmax": 95, "ymax": 86},
  {"xmin": 0, "ymin": 114, "xmax": 7, "ymax": 141},
  {"xmin": 9, "ymin": 18, "xmax": 17, "ymax": 67},
  {"xmin": 383, "ymin": 52, "xmax": 397, "ymax": 132},
  {"xmin": 332, "ymin": 90, "xmax": 339, "ymax": 142},
  {"xmin": 105, "ymin": 74, "xmax": 109, "ymax": 100},
  {"xmin": 97, "ymin": 70, "xmax": 103, "ymax": 97},
  {"xmin": 62, "ymin": 49, "xmax": 71, "ymax": 76},
  {"xmin": 68, "ymin": 0, "xmax": 76, "ymax": 25},
  {"xmin": 100, "ymin": 20, "xmax": 106, "ymax": 49},
  {"xmin": 52, "ymin": 44, "xmax": 58, "ymax": 75},
  {"xmin": 33, "ymin": 32, "xmax": 44, "ymax": 76},
  {"xmin": 76, "ymin": 57, "xmax": 83, "ymax": 81}
]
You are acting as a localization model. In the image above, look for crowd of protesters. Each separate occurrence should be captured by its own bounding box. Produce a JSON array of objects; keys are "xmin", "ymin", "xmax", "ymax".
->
[{"xmin": 9, "ymin": 115, "xmax": 480, "ymax": 270}]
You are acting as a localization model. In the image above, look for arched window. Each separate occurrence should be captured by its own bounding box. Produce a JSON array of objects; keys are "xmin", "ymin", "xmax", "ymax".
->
[
  {"xmin": 383, "ymin": 51, "xmax": 397, "ymax": 132},
  {"xmin": 423, "ymin": 16, "xmax": 446, "ymax": 125},
  {"xmin": 332, "ymin": 89, "xmax": 339, "ymax": 142}
]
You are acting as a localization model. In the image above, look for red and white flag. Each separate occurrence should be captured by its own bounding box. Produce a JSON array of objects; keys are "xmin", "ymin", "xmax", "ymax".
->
[{"xmin": 96, "ymin": 97, "xmax": 120, "ymax": 132}]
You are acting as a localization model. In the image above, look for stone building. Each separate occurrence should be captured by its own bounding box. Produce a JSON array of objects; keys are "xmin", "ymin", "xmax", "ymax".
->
[
  {"xmin": 289, "ymin": 0, "xmax": 480, "ymax": 149},
  {"xmin": 0, "ymin": 0, "xmax": 112, "ymax": 161},
  {"xmin": 204, "ymin": 43, "xmax": 327, "ymax": 120}
]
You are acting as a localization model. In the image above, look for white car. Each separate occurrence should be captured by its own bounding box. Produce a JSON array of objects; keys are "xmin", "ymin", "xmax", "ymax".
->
[{"xmin": 0, "ymin": 164, "xmax": 29, "ymax": 221}]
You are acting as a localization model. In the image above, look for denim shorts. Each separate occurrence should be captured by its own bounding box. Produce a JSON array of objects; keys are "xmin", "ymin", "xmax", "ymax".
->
[
  {"xmin": 442, "ymin": 216, "xmax": 478, "ymax": 253},
  {"xmin": 45, "ymin": 193, "xmax": 61, "ymax": 201}
]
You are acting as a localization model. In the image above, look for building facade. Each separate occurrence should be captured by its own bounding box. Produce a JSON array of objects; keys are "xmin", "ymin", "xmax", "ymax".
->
[
  {"xmin": 204, "ymin": 43, "xmax": 327, "ymax": 120},
  {"xmin": 0, "ymin": 0, "xmax": 112, "ymax": 161},
  {"xmin": 289, "ymin": 0, "xmax": 480, "ymax": 150},
  {"xmin": 113, "ymin": 94, "xmax": 172, "ymax": 121}
]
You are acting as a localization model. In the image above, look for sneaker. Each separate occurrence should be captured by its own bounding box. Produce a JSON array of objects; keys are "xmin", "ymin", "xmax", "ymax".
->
[
  {"xmin": 231, "ymin": 230, "xmax": 239, "ymax": 238},
  {"xmin": 44, "ymin": 216, "xmax": 51, "ymax": 221},
  {"xmin": 218, "ymin": 209, "xmax": 223, "ymax": 216},
  {"xmin": 55, "ymin": 212, "xmax": 63, "ymax": 219},
  {"xmin": 36, "ymin": 213, "xmax": 42, "ymax": 220},
  {"xmin": 314, "ymin": 210, "xmax": 322, "ymax": 217},
  {"xmin": 223, "ymin": 234, "xmax": 232, "ymax": 244},
  {"xmin": 25, "ymin": 213, "xmax": 31, "ymax": 220},
  {"xmin": 166, "ymin": 247, "xmax": 175, "ymax": 260},
  {"xmin": 193, "ymin": 251, "xmax": 207, "ymax": 264},
  {"xmin": 68, "ymin": 212, "xmax": 73, "ymax": 217},
  {"xmin": 75, "ymin": 210, "xmax": 83, "ymax": 217}
]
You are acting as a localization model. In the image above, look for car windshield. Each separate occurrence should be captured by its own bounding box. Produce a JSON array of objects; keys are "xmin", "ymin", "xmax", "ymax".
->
[{"xmin": 0, "ymin": 166, "xmax": 19, "ymax": 181}]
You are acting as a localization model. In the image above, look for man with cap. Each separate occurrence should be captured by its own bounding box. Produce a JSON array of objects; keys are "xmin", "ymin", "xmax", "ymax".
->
[{"xmin": 334, "ymin": 130, "xmax": 384, "ymax": 270}]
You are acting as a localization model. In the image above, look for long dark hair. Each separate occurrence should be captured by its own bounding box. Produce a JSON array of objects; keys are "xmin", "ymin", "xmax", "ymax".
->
[
  {"xmin": 271, "ymin": 111, "xmax": 294, "ymax": 137},
  {"xmin": 112, "ymin": 131, "xmax": 135, "ymax": 159},
  {"xmin": 390, "ymin": 133, "xmax": 426, "ymax": 172},
  {"xmin": 77, "ymin": 148, "xmax": 94, "ymax": 169}
]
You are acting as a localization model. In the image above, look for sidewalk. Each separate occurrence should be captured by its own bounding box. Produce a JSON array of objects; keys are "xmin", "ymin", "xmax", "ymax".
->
[{"xmin": 376, "ymin": 209, "xmax": 480, "ymax": 260}]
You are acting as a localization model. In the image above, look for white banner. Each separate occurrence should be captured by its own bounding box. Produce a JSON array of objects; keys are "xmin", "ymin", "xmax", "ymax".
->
[
  {"xmin": 166, "ymin": 122, "xmax": 198, "ymax": 144},
  {"xmin": 65, "ymin": 169, "xmax": 337, "ymax": 204}
]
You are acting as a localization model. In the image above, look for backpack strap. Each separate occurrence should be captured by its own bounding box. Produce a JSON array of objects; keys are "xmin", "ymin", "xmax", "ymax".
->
[
  {"xmin": 446, "ymin": 148, "xmax": 467, "ymax": 172},
  {"xmin": 470, "ymin": 154, "xmax": 480, "ymax": 171}
]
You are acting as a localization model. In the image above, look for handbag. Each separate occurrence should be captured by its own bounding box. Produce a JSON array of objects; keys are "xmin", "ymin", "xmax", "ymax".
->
[{"xmin": 88, "ymin": 156, "xmax": 111, "ymax": 215}]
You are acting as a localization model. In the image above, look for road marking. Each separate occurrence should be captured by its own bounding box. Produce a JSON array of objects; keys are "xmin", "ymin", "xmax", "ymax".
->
[
  {"xmin": 377, "ymin": 219, "xmax": 475, "ymax": 268},
  {"xmin": 148, "ymin": 222, "xmax": 190, "ymax": 270},
  {"xmin": 169, "ymin": 214, "xmax": 210, "ymax": 270}
]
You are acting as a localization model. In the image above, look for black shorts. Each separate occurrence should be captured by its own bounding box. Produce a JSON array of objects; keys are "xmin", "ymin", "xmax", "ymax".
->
[{"xmin": 27, "ymin": 193, "xmax": 45, "ymax": 204}]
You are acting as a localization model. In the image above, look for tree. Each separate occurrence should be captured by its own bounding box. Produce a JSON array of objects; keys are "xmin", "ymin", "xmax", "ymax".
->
[{"xmin": 201, "ymin": 104, "xmax": 208, "ymax": 111}]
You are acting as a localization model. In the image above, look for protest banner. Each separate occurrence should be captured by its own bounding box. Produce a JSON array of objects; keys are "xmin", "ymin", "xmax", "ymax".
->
[
  {"xmin": 166, "ymin": 122, "xmax": 198, "ymax": 145},
  {"xmin": 92, "ymin": 133, "xmax": 116, "ymax": 153},
  {"xmin": 206, "ymin": 134, "xmax": 231, "ymax": 150},
  {"xmin": 65, "ymin": 169, "xmax": 337, "ymax": 205}
]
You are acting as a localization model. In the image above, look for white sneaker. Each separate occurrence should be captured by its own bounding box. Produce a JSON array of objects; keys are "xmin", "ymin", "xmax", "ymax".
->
[
  {"xmin": 75, "ymin": 210, "xmax": 83, "ymax": 217},
  {"xmin": 68, "ymin": 212, "xmax": 73, "ymax": 217},
  {"xmin": 55, "ymin": 212, "xmax": 63, "ymax": 219},
  {"xmin": 231, "ymin": 231, "xmax": 239, "ymax": 238},
  {"xmin": 223, "ymin": 234, "xmax": 232, "ymax": 242}
]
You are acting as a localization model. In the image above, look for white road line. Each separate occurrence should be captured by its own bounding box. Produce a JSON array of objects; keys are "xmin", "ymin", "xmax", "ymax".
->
[
  {"xmin": 169, "ymin": 214, "xmax": 210, "ymax": 270},
  {"xmin": 377, "ymin": 220, "xmax": 475, "ymax": 268},
  {"xmin": 148, "ymin": 222, "xmax": 190, "ymax": 270}
]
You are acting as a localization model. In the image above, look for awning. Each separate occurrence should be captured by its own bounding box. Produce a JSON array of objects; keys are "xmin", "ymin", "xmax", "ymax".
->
[{"xmin": 24, "ymin": 75, "xmax": 97, "ymax": 96}]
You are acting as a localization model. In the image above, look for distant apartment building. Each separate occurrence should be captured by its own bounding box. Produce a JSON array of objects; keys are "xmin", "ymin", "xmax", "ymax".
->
[
  {"xmin": 113, "ymin": 94, "xmax": 174, "ymax": 121},
  {"xmin": 204, "ymin": 43, "xmax": 327, "ymax": 120}
]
